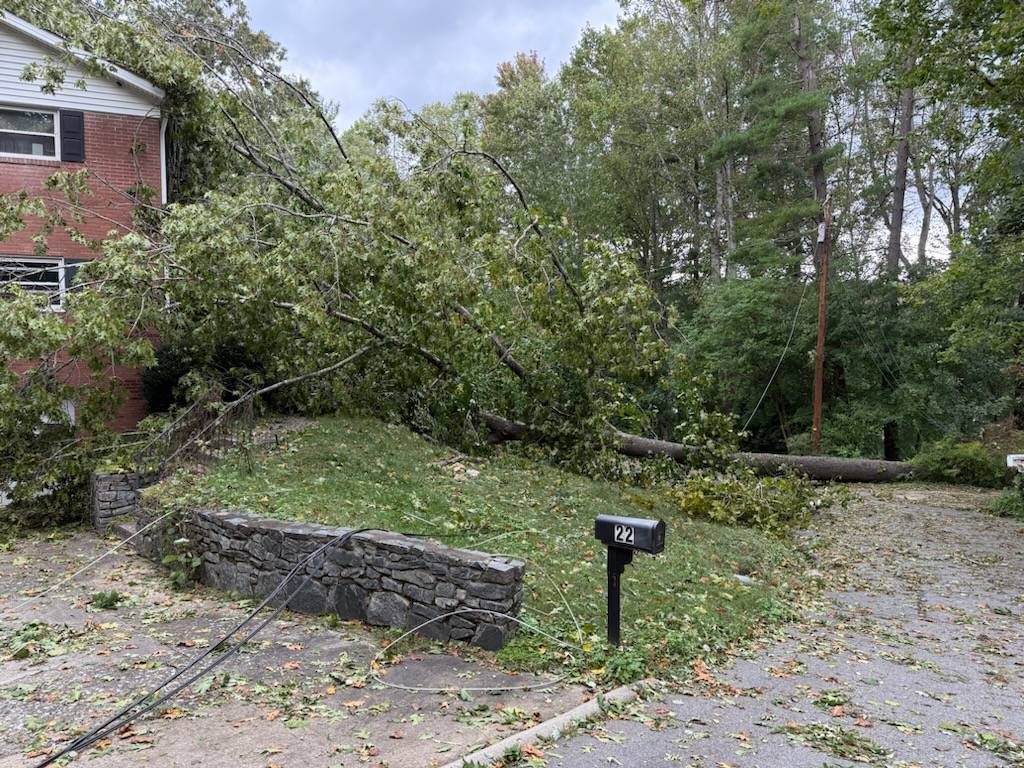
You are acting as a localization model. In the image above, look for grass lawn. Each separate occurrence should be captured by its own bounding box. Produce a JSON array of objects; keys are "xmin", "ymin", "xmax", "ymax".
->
[{"xmin": 150, "ymin": 416, "xmax": 805, "ymax": 683}]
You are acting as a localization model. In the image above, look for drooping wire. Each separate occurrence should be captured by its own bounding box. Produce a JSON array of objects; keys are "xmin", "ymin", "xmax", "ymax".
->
[
  {"xmin": 30, "ymin": 522, "xmax": 574, "ymax": 766},
  {"xmin": 8, "ymin": 508, "xmax": 177, "ymax": 613},
  {"xmin": 369, "ymin": 607, "xmax": 579, "ymax": 694},
  {"xmin": 741, "ymin": 278, "xmax": 811, "ymax": 433},
  {"xmin": 33, "ymin": 526, "xmax": 375, "ymax": 767}
]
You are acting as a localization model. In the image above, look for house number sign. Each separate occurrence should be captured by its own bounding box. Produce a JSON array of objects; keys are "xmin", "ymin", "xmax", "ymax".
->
[
  {"xmin": 613, "ymin": 524, "xmax": 635, "ymax": 545},
  {"xmin": 593, "ymin": 514, "xmax": 667, "ymax": 645}
]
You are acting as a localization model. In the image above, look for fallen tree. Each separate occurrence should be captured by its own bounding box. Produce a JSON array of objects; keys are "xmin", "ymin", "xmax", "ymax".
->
[
  {"xmin": 733, "ymin": 452, "xmax": 912, "ymax": 482},
  {"xmin": 481, "ymin": 413, "xmax": 913, "ymax": 482},
  {"xmin": 151, "ymin": 11, "xmax": 918, "ymax": 486}
]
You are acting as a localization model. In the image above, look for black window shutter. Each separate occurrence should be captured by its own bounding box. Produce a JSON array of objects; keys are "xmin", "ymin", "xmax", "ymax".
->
[
  {"xmin": 64, "ymin": 259, "xmax": 88, "ymax": 293},
  {"xmin": 59, "ymin": 110, "xmax": 86, "ymax": 162}
]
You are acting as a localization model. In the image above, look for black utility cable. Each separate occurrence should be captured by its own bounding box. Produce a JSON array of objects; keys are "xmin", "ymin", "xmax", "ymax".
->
[
  {"xmin": 35, "ymin": 524, "xmax": 518, "ymax": 766},
  {"xmin": 35, "ymin": 527, "xmax": 374, "ymax": 767},
  {"xmin": 53, "ymin": 574, "xmax": 301, "ymax": 760}
]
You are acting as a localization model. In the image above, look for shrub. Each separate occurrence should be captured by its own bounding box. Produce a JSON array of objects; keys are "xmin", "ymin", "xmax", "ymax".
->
[
  {"xmin": 990, "ymin": 476, "xmax": 1024, "ymax": 519},
  {"xmin": 670, "ymin": 469, "xmax": 829, "ymax": 535},
  {"xmin": 911, "ymin": 439, "xmax": 1009, "ymax": 488}
]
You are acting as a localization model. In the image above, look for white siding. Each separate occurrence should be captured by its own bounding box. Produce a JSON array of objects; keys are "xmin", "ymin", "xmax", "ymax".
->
[{"xmin": 0, "ymin": 24, "xmax": 160, "ymax": 117}]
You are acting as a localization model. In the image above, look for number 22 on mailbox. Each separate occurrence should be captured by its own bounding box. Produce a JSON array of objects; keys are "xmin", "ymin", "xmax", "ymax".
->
[{"xmin": 613, "ymin": 524, "xmax": 634, "ymax": 545}]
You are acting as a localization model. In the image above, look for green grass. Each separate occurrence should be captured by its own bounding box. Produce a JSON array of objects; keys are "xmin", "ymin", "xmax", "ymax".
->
[{"xmin": 150, "ymin": 416, "xmax": 803, "ymax": 682}]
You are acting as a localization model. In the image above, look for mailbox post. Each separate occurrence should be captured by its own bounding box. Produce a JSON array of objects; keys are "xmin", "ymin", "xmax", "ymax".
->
[{"xmin": 594, "ymin": 514, "xmax": 666, "ymax": 646}]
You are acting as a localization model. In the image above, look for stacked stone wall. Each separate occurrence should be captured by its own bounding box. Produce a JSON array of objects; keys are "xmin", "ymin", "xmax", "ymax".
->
[
  {"xmin": 179, "ymin": 508, "xmax": 524, "ymax": 649},
  {"xmin": 93, "ymin": 472, "xmax": 526, "ymax": 649},
  {"xmin": 91, "ymin": 472, "xmax": 147, "ymax": 530}
]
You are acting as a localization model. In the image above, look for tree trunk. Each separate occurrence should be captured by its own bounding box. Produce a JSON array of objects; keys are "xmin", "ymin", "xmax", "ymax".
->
[
  {"xmin": 735, "ymin": 452, "xmax": 911, "ymax": 482},
  {"xmin": 950, "ymin": 181, "xmax": 962, "ymax": 239},
  {"xmin": 479, "ymin": 413, "xmax": 913, "ymax": 483},
  {"xmin": 883, "ymin": 421, "xmax": 900, "ymax": 461},
  {"xmin": 887, "ymin": 83, "xmax": 915, "ymax": 275},
  {"xmin": 1017, "ymin": 292, "xmax": 1023, "ymax": 429},
  {"xmin": 614, "ymin": 429, "xmax": 910, "ymax": 481},
  {"xmin": 649, "ymin": 195, "xmax": 662, "ymax": 290},
  {"xmin": 912, "ymin": 157, "xmax": 933, "ymax": 266},
  {"xmin": 690, "ymin": 158, "xmax": 702, "ymax": 284},
  {"xmin": 795, "ymin": 14, "xmax": 828, "ymax": 206},
  {"xmin": 723, "ymin": 158, "xmax": 736, "ymax": 278},
  {"xmin": 711, "ymin": 164, "xmax": 727, "ymax": 281}
]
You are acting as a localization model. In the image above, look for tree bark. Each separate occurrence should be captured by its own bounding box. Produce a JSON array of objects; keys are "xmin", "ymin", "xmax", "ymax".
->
[
  {"xmin": 711, "ymin": 164, "xmax": 726, "ymax": 281},
  {"xmin": 452, "ymin": 304, "xmax": 527, "ymax": 380},
  {"xmin": 735, "ymin": 451, "xmax": 911, "ymax": 482},
  {"xmin": 887, "ymin": 83, "xmax": 915, "ymax": 275},
  {"xmin": 950, "ymin": 182, "xmax": 962, "ymax": 239},
  {"xmin": 912, "ymin": 156, "xmax": 933, "ymax": 266},
  {"xmin": 795, "ymin": 14, "xmax": 828, "ymax": 206},
  {"xmin": 723, "ymin": 158, "xmax": 737, "ymax": 279},
  {"xmin": 615, "ymin": 430, "xmax": 910, "ymax": 481}
]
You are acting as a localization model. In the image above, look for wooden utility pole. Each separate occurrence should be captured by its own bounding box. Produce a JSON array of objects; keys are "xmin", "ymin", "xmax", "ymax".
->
[{"xmin": 811, "ymin": 194, "xmax": 833, "ymax": 454}]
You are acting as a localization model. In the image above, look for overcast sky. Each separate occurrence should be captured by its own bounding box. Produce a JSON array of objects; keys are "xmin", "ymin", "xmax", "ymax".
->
[{"xmin": 245, "ymin": 0, "xmax": 621, "ymax": 127}]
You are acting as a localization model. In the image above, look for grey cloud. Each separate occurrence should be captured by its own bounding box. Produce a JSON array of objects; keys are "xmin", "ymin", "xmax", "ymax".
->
[{"xmin": 246, "ymin": 0, "xmax": 620, "ymax": 125}]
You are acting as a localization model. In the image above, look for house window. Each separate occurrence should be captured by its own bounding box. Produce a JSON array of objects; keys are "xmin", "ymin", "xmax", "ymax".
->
[
  {"xmin": 0, "ymin": 107, "xmax": 58, "ymax": 158},
  {"xmin": 0, "ymin": 256, "xmax": 66, "ymax": 309}
]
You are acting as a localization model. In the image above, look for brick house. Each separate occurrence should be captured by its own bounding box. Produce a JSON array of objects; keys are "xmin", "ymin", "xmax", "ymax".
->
[{"xmin": 0, "ymin": 11, "xmax": 165, "ymax": 430}]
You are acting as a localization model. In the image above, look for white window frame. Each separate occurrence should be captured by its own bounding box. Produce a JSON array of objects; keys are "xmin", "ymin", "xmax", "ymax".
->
[
  {"xmin": 0, "ymin": 255, "xmax": 67, "ymax": 311},
  {"xmin": 0, "ymin": 105, "xmax": 60, "ymax": 161},
  {"xmin": 40, "ymin": 399, "xmax": 77, "ymax": 427}
]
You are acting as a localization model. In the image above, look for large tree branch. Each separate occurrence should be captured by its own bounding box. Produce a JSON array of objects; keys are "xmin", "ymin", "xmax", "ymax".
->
[
  {"xmin": 183, "ymin": 30, "xmax": 349, "ymax": 162},
  {"xmin": 447, "ymin": 148, "xmax": 585, "ymax": 315},
  {"xmin": 322, "ymin": 304, "xmax": 453, "ymax": 376},
  {"xmin": 734, "ymin": 452, "xmax": 912, "ymax": 482},
  {"xmin": 245, "ymin": 344, "xmax": 380, "ymax": 399},
  {"xmin": 311, "ymin": 302, "xmax": 913, "ymax": 482},
  {"xmin": 230, "ymin": 141, "xmax": 325, "ymax": 213},
  {"xmin": 452, "ymin": 303, "xmax": 527, "ymax": 380},
  {"xmin": 488, "ymin": 418, "xmax": 912, "ymax": 482}
]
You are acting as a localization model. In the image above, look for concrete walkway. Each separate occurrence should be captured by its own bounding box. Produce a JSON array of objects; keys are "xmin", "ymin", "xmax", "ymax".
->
[
  {"xmin": 0, "ymin": 530, "xmax": 583, "ymax": 767},
  {"xmin": 542, "ymin": 485, "xmax": 1024, "ymax": 767}
]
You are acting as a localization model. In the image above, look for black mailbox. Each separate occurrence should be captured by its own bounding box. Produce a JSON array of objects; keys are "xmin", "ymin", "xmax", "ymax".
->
[
  {"xmin": 594, "ymin": 515, "xmax": 666, "ymax": 646},
  {"xmin": 594, "ymin": 514, "xmax": 666, "ymax": 555}
]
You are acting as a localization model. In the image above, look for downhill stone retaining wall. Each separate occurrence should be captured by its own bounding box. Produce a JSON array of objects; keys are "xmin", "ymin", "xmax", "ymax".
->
[{"xmin": 92, "ymin": 472, "xmax": 525, "ymax": 650}]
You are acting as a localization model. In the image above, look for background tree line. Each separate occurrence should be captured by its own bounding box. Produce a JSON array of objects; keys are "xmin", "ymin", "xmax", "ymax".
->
[{"xmin": 482, "ymin": 0, "xmax": 1022, "ymax": 459}]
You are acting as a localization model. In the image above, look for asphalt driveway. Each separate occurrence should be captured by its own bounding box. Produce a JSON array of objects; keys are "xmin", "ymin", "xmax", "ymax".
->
[{"xmin": 542, "ymin": 485, "xmax": 1024, "ymax": 767}]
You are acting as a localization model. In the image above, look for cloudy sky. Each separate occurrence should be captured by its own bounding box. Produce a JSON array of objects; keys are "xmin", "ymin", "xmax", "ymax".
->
[{"xmin": 245, "ymin": 0, "xmax": 621, "ymax": 127}]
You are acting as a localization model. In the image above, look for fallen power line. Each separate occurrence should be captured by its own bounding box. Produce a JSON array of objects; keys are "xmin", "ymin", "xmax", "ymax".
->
[
  {"xmin": 31, "ymin": 522, "xmax": 575, "ymax": 766},
  {"xmin": 33, "ymin": 526, "xmax": 375, "ymax": 767}
]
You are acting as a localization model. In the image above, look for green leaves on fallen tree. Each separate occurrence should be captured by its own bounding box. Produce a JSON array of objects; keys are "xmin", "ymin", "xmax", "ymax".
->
[{"xmin": 670, "ymin": 469, "xmax": 833, "ymax": 536}]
